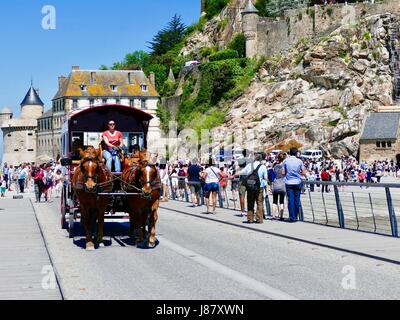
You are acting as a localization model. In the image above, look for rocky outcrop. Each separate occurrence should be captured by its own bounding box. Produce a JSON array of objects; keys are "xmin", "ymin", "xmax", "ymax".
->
[{"xmin": 216, "ymin": 14, "xmax": 397, "ymax": 157}]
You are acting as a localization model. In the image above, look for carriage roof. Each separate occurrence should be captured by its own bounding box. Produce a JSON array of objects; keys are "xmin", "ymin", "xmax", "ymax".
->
[{"xmin": 62, "ymin": 104, "xmax": 153, "ymax": 134}]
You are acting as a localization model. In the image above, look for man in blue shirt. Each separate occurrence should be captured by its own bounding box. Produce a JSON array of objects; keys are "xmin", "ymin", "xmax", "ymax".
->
[
  {"xmin": 282, "ymin": 148, "xmax": 307, "ymax": 223},
  {"xmin": 239, "ymin": 153, "xmax": 268, "ymax": 224},
  {"xmin": 187, "ymin": 159, "xmax": 202, "ymax": 207}
]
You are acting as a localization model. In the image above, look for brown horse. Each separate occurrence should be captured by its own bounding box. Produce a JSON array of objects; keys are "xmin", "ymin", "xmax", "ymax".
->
[
  {"xmin": 72, "ymin": 147, "xmax": 113, "ymax": 251},
  {"xmin": 122, "ymin": 150, "xmax": 161, "ymax": 248}
]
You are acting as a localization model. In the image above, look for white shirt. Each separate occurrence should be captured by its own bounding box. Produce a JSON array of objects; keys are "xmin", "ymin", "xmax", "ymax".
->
[{"xmin": 205, "ymin": 167, "xmax": 221, "ymax": 184}]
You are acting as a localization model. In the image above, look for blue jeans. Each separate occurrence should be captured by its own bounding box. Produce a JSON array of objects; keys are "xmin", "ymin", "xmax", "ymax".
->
[
  {"xmin": 103, "ymin": 150, "xmax": 121, "ymax": 172},
  {"xmin": 286, "ymin": 184, "xmax": 302, "ymax": 221}
]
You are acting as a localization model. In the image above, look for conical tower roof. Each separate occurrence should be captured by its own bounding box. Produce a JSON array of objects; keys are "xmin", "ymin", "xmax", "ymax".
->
[
  {"xmin": 20, "ymin": 86, "xmax": 44, "ymax": 107},
  {"xmin": 242, "ymin": 0, "xmax": 259, "ymax": 15}
]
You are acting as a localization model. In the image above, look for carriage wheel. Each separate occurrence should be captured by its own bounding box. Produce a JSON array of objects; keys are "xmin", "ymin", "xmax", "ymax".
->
[
  {"xmin": 61, "ymin": 188, "xmax": 69, "ymax": 230},
  {"xmin": 68, "ymin": 210, "xmax": 75, "ymax": 239}
]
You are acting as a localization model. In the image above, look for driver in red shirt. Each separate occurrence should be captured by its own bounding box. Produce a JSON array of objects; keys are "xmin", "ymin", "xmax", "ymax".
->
[{"xmin": 102, "ymin": 120, "xmax": 124, "ymax": 172}]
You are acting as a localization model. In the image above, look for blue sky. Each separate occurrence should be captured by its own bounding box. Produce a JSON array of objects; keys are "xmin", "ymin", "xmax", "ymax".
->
[{"xmin": 0, "ymin": 0, "xmax": 200, "ymax": 116}]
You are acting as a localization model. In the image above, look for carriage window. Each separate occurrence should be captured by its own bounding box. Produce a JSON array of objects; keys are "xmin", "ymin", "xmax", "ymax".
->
[
  {"xmin": 116, "ymin": 99, "xmax": 121, "ymax": 105},
  {"xmin": 73, "ymin": 99, "xmax": 78, "ymax": 110},
  {"xmin": 102, "ymin": 99, "xmax": 107, "ymax": 104},
  {"xmin": 89, "ymin": 99, "xmax": 94, "ymax": 107},
  {"xmin": 130, "ymin": 99, "xmax": 134, "ymax": 107}
]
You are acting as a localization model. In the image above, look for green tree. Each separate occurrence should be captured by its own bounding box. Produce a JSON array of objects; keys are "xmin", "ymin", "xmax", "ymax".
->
[
  {"xmin": 227, "ymin": 34, "xmax": 246, "ymax": 58},
  {"xmin": 205, "ymin": 0, "xmax": 230, "ymax": 20},
  {"xmin": 124, "ymin": 50, "xmax": 151, "ymax": 70},
  {"xmin": 148, "ymin": 14, "xmax": 187, "ymax": 56},
  {"xmin": 256, "ymin": 0, "xmax": 309, "ymax": 17}
]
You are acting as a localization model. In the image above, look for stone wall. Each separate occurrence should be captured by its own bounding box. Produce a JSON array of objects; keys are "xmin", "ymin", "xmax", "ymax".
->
[
  {"xmin": 360, "ymin": 138, "xmax": 400, "ymax": 162},
  {"xmin": 254, "ymin": 0, "xmax": 400, "ymax": 57}
]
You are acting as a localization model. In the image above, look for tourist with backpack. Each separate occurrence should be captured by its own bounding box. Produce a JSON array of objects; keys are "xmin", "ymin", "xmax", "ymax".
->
[
  {"xmin": 271, "ymin": 153, "xmax": 286, "ymax": 221},
  {"xmin": 240, "ymin": 153, "xmax": 268, "ymax": 224},
  {"xmin": 282, "ymin": 148, "xmax": 307, "ymax": 223}
]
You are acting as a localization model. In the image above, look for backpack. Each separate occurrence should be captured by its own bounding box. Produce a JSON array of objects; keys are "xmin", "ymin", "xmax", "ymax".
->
[{"xmin": 244, "ymin": 164, "xmax": 262, "ymax": 192}]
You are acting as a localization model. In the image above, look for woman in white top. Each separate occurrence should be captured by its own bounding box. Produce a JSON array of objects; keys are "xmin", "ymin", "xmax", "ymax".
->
[
  {"xmin": 159, "ymin": 163, "xmax": 169, "ymax": 202},
  {"xmin": 201, "ymin": 162, "xmax": 221, "ymax": 214}
]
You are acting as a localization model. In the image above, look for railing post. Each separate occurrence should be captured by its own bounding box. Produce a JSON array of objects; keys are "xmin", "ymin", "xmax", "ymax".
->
[
  {"xmin": 169, "ymin": 177, "xmax": 176, "ymax": 201},
  {"xmin": 183, "ymin": 178, "xmax": 189, "ymax": 203},
  {"xmin": 385, "ymin": 187, "xmax": 398, "ymax": 237},
  {"xmin": 218, "ymin": 187, "xmax": 223, "ymax": 208},
  {"xmin": 334, "ymin": 184, "xmax": 345, "ymax": 229},
  {"xmin": 264, "ymin": 187, "xmax": 272, "ymax": 217}
]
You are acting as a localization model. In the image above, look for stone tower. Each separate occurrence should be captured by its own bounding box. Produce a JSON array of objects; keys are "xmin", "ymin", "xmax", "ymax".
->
[
  {"xmin": 20, "ymin": 85, "xmax": 44, "ymax": 120},
  {"xmin": 0, "ymin": 107, "xmax": 13, "ymax": 126},
  {"xmin": 241, "ymin": 0, "xmax": 259, "ymax": 58}
]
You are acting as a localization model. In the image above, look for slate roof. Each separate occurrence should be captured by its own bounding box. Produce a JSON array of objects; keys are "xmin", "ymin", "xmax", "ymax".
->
[
  {"xmin": 38, "ymin": 109, "xmax": 53, "ymax": 120},
  {"xmin": 242, "ymin": 0, "xmax": 259, "ymax": 14},
  {"xmin": 360, "ymin": 112, "xmax": 400, "ymax": 141},
  {"xmin": 21, "ymin": 86, "xmax": 44, "ymax": 107},
  {"xmin": 53, "ymin": 70, "xmax": 159, "ymax": 100}
]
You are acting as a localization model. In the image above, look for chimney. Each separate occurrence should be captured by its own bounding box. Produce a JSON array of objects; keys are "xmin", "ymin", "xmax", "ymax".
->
[
  {"xmin": 72, "ymin": 66, "xmax": 80, "ymax": 71},
  {"xmin": 149, "ymin": 72, "xmax": 155, "ymax": 87},
  {"xmin": 58, "ymin": 76, "xmax": 66, "ymax": 89},
  {"xmin": 90, "ymin": 72, "xmax": 95, "ymax": 85}
]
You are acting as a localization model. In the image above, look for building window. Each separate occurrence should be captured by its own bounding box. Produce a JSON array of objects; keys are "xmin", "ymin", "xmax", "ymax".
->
[
  {"xmin": 14, "ymin": 149, "xmax": 19, "ymax": 152},
  {"xmin": 381, "ymin": 141, "xmax": 387, "ymax": 148},
  {"xmin": 376, "ymin": 142, "xmax": 381, "ymax": 148},
  {"xmin": 28, "ymin": 133, "xmax": 33, "ymax": 136},
  {"xmin": 7, "ymin": 134, "xmax": 11, "ymax": 137},
  {"xmin": 141, "ymin": 99, "xmax": 146, "ymax": 109},
  {"xmin": 80, "ymin": 84, "xmax": 87, "ymax": 91},
  {"xmin": 89, "ymin": 99, "xmax": 94, "ymax": 107},
  {"xmin": 111, "ymin": 85, "xmax": 118, "ymax": 92},
  {"xmin": 141, "ymin": 85, "xmax": 148, "ymax": 92},
  {"xmin": 388, "ymin": 141, "xmax": 392, "ymax": 148},
  {"xmin": 102, "ymin": 99, "xmax": 107, "ymax": 104},
  {"xmin": 28, "ymin": 149, "xmax": 34, "ymax": 152}
]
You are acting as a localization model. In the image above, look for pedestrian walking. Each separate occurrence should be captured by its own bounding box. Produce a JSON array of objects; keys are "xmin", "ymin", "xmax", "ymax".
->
[
  {"xmin": 33, "ymin": 165, "xmax": 45, "ymax": 203},
  {"xmin": 1, "ymin": 178, "xmax": 7, "ymax": 197},
  {"xmin": 282, "ymin": 148, "xmax": 307, "ymax": 223}
]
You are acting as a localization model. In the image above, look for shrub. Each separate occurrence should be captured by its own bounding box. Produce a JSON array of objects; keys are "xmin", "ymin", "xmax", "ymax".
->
[
  {"xmin": 217, "ymin": 18, "xmax": 228, "ymax": 31},
  {"xmin": 227, "ymin": 33, "xmax": 246, "ymax": 58},
  {"xmin": 338, "ymin": 49, "xmax": 347, "ymax": 59},
  {"xmin": 295, "ymin": 53, "xmax": 305, "ymax": 65},
  {"xmin": 361, "ymin": 41, "xmax": 368, "ymax": 50},
  {"xmin": 209, "ymin": 49, "xmax": 239, "ymax": 61},
  {"xmin": 363, "ymin": 32, "xmax": 372, "ymax": 41},
  {"xmin": 327, "ymin": 7, "xmax": 334, "ymax": 17}
]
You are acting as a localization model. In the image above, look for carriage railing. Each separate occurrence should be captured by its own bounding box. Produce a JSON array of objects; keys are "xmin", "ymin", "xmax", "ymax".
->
[{"xmin": 164, "ymin": 176, "xmax": 400, "ymax": 238}]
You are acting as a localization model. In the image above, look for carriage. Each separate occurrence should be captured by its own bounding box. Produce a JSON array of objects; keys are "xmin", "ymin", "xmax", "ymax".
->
[{"xmin": 60, "ymin": 104, "xmax": 153, "ymax": 239}]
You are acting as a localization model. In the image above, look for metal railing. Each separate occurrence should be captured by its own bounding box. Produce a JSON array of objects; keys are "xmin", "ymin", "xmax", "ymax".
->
[{"xmin": 163, "ymin": 177, "xmax": 400, "ymax": 238}]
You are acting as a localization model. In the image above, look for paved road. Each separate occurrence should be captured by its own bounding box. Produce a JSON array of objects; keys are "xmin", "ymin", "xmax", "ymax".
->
[{"xmin": 28, "ymin": 194, "xmax": 400, "ymax": 300}]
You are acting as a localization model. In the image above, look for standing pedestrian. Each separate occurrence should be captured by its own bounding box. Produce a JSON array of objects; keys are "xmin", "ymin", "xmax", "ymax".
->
[
  {"xmin": 240, "ymin": 153, "xmax": 268, "ymax": 224},
  {"xmin": 33, "ymin": 165, "xmax": 45, "ymax": 203},
  {"xmin": 187, "ymin": 159, "xmax": 202, "ymax": 207},
  {"xmin": 2, "ymin": 162, "xmax": 9, "ymax": 189},
  {"xmin": 272, "ymin": 153, "xmax": 286, "ymax": 221},
  {"xmin": 282, "ymin": 148, "xmax": 307, "ymax": 223},
  {"xmin": 202, "ymin": 160, "xmax": 221, "ymax": 214},
  {"xmin": 18, "ymin": 164, "xmax": 28, "ymax": 194}
]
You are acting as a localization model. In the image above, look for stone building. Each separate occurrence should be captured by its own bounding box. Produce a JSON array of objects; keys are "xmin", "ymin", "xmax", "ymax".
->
[
  {"xmin": 0, "ymin": 86, "xmax": 44, "ymax": 166},
  {"xmin": 38, "ymin": 66, "xmax": 161, "ymax": 159},
  {"xmin": 359, "ymin": 112, "xmax": 400, "ymax": 163}
]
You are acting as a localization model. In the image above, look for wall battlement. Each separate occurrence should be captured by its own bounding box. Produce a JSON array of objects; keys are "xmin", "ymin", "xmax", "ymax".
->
[{"xmin": 242, "ymin": 0, "xmax": 400, "ymax": 57}]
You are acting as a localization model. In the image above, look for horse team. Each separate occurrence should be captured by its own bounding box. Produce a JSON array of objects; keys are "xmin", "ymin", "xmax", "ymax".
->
[{"xmin": 72, "ymin": 146, "xmax": 160, "ymax": 251}]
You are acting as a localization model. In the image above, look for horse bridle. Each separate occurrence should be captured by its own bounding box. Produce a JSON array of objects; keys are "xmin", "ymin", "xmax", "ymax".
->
[
  {"xmin": 138, "ymin": 164, "xmax": 161, "ymax": 192},
  {"xmin": 80, "ymin": 157, "xmax": 100, "ymax": 184}
]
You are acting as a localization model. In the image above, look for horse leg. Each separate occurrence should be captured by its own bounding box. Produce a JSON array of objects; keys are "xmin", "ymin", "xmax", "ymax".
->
[
  {"xmin": 129, "ymin": 212, "xmax": 136, "ymax": 245},
  {"xmin": 148, "ymin": 200, "xmax": 159, "ymax": 248},
  {"xmin": 82, "ymin": 207, "xmax": 95, "ymax": 251},
  {"xmin": 96, "ymin": 205, "xmax": 105, "ymax": 247},
  {"xmin": 136, "ymin": 209, "xmax": 145, "ymax": 246}
]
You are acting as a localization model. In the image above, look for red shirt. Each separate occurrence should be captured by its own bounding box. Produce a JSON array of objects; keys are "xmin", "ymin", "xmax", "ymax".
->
[
  {"xmin": 321, "ymin": 171, "xmax": 330, "ymax": 181},
  {"xmin": 102, "ymin": 130, "xmax": 122, "ymax": 151}
]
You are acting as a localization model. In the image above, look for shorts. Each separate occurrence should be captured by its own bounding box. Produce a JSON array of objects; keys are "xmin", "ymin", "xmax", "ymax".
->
[
  {"xmin": 204, "ymin": 182, "xmax": 219, "ymax": 193},
  {"xmin": 0, "ymin": 187, "xmax": 6, "ymax": 193},
  {"xmin": 273, "ymin": 192, "xmax": 285, "ymax": 205},
  {"xmin": 188, "ymin": 182, "xmax": 201, "ymax": 194},
  {"xmin": 239, "ymin": 183, "xmax": 247, "ymax": 196}
]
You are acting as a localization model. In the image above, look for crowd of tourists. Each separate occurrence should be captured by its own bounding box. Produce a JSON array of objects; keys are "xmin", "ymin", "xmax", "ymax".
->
[
  {"xmin": 0, "ymin": 161, "xmax": 64, "ymax": 202},
  {"xmin": 153, "ymin": 152, "xmax": 400, "ymax": 223}
]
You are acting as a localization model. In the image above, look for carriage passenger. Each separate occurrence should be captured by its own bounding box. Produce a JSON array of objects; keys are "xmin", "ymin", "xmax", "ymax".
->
[{"xmin": 102, "ymin": 120, "xmax": 124, "ymax": 173}]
